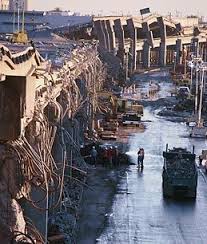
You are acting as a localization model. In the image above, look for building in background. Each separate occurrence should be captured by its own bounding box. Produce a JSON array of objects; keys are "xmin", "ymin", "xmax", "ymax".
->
[
  {"xmin": 9, "ymin": 0, "xmax": 28, "ymax": 11},
  {"xmin": 0, "ymin": 10, "xmax": 92, "ymax": 34},
  {"xmin": 0, "ymin": 0, "xmax": 9, "ymax": 10}
]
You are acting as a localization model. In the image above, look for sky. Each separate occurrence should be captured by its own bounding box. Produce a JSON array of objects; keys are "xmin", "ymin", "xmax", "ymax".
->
[{"xmin": 29, "ymin": 0, "xmax": 207, "ymax": 17}]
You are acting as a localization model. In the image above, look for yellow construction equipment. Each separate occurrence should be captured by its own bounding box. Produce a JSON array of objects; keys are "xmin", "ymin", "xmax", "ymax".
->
[
  {"xmin": 11, "ymin": 1, "xmax": 28, "ymax": 44},
  {"xmin": 11, "ymin": 31, "xmax": 28, "ymax": 44},
  {"xmin": 117, "ymin": 99, "xmax": 144, "ymax": 116}
]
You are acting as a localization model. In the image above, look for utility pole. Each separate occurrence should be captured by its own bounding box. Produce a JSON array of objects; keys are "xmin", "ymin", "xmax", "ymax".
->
[
  {"xmin": 190, "ymin": 63, "xmax": 193, "ymax": 93},
  {"xmin": 13, "ymin": 7, "xmax": 16, "ymax": 33},
  {"xmin": 21, "ymin": 0, "xmax": 25, "ymax": 33},
  {"xmin": 193, "ymin": 57, "xmax": 203, "ymax": 115},
  {"xmin": 183, "ymin": 47, "xmax": 187, "ymax": 77},
  {"xmin": 195, "ymin": 64, "xmax": 199, "ymax": 115},
  {"xmin": 17, "ymin": 3, "xmax": 20, "ymax": 32},
  {"xmin": 198, "ymin": 67, "xmax": 205, "ymax": 127}
]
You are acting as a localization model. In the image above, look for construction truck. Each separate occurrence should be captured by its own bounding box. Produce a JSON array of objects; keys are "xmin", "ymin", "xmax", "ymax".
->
[
  {"xmin": 177, "ymin": 86, "xmax": 191, "ymax": 99},
  {"xmin": 97, "ymin": 91, "xmax": 118, "ymax": 140},
  {"xmin": 98, "ymin": 93, "xmax": 144, "ymax": 130},
  {"xmin": 11, "ymin": 31, "xmax": 28, "ymax": 44},
  {"xmin": 117, "ymin": 99, "xmax": 144, "ymax": 126},
  {"xmin": 122, "ymin": 112, "xmax": 141, "ymax": 126},
  {"xmin": 98, "ymin": 93, "xmax": 144, "ymax": 118},
  {"xmin": 162, "ymin": 145, "xmax": 197, "ymax": 198},
  {"xmin": 117, "ymin": 99, "xmax": 143, "ymax": 115}
]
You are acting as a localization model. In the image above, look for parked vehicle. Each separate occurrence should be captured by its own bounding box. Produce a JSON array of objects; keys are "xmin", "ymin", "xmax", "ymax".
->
[
  {"xmin": 199, "ymin": 150, "xmax": 207, "ymax": 173},
  {"xmin": 162, "ymin": 145, "xmax": 197, "ymax": 198},
  {"xmin": 177, "ymin": 86, "xmax": 191, "ymax": 99},
  {"xmin": 122, "ymin": 112, "xmax": 141, "ymax": 126},
  {"xmin": 102, "ymin": 120, "xmax": 118, "ymax": 132},
  {"xmin": 99, "ymin": 131, "xmax": 117, "ymax": 140},
  {"xmin": 117, "ymin": 99, "xmax": 144, "ymax": 118}
]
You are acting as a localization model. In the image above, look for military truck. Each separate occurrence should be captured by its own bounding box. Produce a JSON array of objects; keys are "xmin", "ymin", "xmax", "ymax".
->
[{"xmin": 162, "ymin": 145, "xmax": 197, "ymax": 198}]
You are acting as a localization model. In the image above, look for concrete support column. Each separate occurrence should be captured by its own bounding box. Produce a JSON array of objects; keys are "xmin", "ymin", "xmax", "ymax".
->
[
  {"xmin": 114, "ymin": 19, "xmax": 125, "ymax": 65},
  {"xmin": 176, "ymin": 39, "xmax": 182, "ymax": 64},
  {"xmin": 137, "ymin": 51, "xmax": 142, "ymax": 66},
  {"xmin": 106, "ymin": 20, "xmax": 116, "ymax": 54},
  {"xmin": 191, "ymin": 37, "xmax": 199, "ymax": 57},
  {"xmin": 94, "ymin": 20, "xmax": 107, "ymax": 49},
  {"xmin": 142, "ymin": 21, "xmax": 154, "ymax": 68},
  {"xmin": 142, "ymin": 22, "xmax": 154, "ymax": 47},
  {"xmin": 157, "ymin": 17, "xmax": 167, "ymax": 66},
  {"xmin": 143, "ymin": 41, "xmax": 151, "ymax": 68},
  {"xmin": 126, "ymin": 18, "xmax": 137, "ymax": 71},
  {"xmin": 101, "ymin": 20, "xmax": 110, "ymax": 51},
  {"xmin": 159, "ymin": 42, "xmax": 167, "ymax": 66}
]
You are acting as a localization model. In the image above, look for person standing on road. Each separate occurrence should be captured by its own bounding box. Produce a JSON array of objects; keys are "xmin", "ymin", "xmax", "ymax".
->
[
  {"xmin": 137, "ymin": 148, "xmax": 145, "ymax": 168},
  {"xmin": 91, "ymin": 146, "xmax": 98, "ymax": 167}
]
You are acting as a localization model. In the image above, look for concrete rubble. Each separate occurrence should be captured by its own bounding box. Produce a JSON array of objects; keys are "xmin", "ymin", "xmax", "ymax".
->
[
  {"xmin": 1, "ymin": 11, "xmax": 207, "ymax": 244},
  {"xmin": 0, "ymin": 40, "xmax": 106, "ymax": 243}
]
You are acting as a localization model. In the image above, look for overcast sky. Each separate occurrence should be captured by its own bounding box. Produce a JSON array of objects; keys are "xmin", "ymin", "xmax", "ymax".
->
[{"xmin": 29, "ymin": 0, "xmax": 207, "ymax": 16}]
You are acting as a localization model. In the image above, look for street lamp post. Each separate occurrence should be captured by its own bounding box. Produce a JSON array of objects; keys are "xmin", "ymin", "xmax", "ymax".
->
[
  {"xmin": 195, "ymin": 63, "xmax": 199, "ymax": 114},
  {"xmin": 188, "ymin": 59, "xmax": 194, "ymax": 93},
  {"xmin": 198, "ymin": 67, "xmax": 204, "ymax": 127},
  {"xmin": 198, "ymin": 63, "xmax": 207, "ymax": 127},
  {"xmin": 188, "ymin": 59, "xmax": 207, "ymax": 137},
  {"xmin": 188, "ymin": 56, "xmax": 203, "ymax": 115},
  {"xmin": 183, "ymin": 47, "xmax": 187, "ymax": 77}
]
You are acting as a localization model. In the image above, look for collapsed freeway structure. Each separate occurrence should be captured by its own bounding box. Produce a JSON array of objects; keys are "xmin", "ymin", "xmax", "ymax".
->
[
  {"xmin": 1, "ymin": 8, "xmax": 207, "ymax": 243},
  {"xmin": 0, "ymin": 41, "xmax": 106, "ymax": 243}
]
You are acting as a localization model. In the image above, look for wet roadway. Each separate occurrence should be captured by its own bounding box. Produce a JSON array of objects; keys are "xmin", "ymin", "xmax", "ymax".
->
[{"xmin": 97, "ymin": 72, "xmax": 207, "ymax": 244}]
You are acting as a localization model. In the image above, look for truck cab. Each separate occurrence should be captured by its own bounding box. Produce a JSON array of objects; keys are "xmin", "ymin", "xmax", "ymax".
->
[{"xmin": 177, "ymin": 86, "xmax": 191, "ymax": 99}]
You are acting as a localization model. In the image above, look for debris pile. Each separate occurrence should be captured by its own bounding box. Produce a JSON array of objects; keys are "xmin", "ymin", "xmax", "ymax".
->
[{"xmin": 0, "ymin": 42, "xmax": 106, "ymax": 243}]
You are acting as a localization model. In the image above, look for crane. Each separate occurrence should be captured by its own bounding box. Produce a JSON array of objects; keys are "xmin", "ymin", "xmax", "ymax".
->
[{"xmin": 11, "ymin": 0, "xmax": 28, "ymax": 44}]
